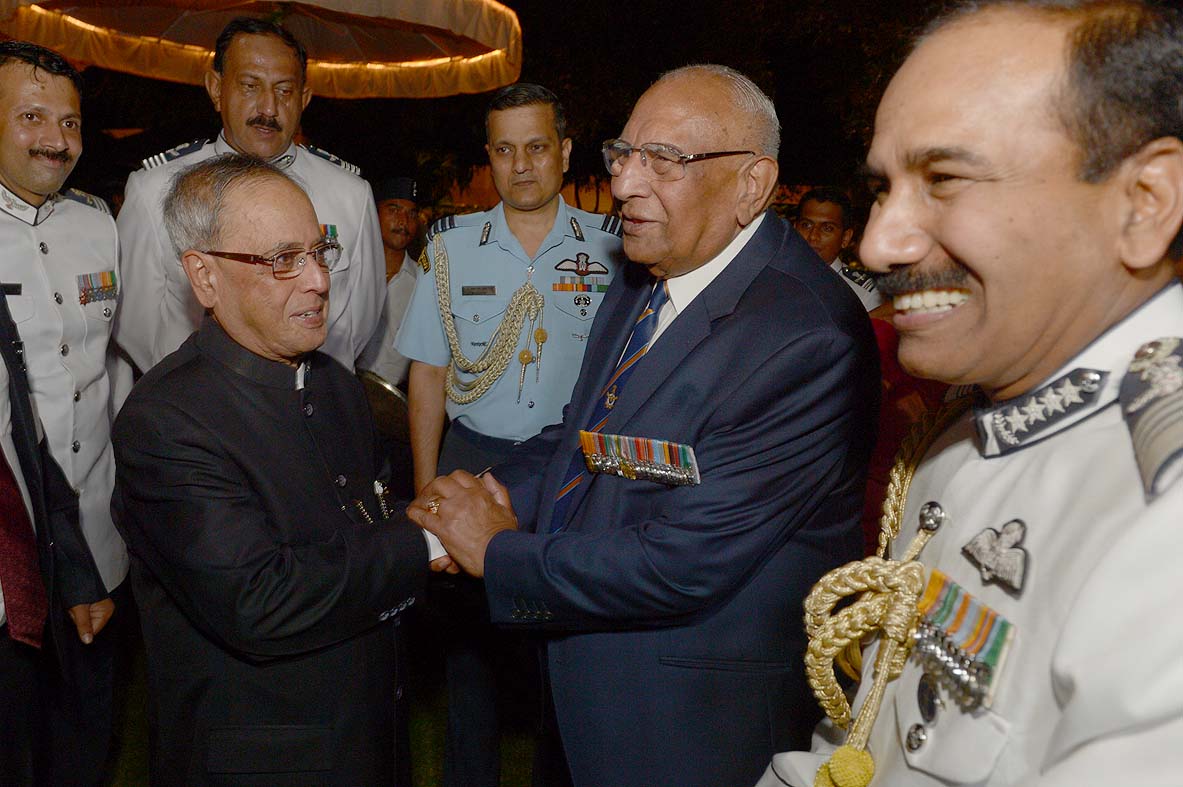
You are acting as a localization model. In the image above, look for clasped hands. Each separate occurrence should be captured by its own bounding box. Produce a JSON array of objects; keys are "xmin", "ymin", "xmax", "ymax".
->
[{"xmin": 407, "ymin": 470, "xmax": 518, "ymax": 578}]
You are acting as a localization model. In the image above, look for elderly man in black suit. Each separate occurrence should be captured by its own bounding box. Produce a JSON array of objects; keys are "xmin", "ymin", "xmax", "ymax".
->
[{"xmin": 112, "ymin": 155, "xmax": 431, "ymax": 785}]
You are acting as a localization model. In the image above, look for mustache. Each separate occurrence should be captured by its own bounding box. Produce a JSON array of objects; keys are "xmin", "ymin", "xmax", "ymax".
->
[
  {"xmin": 29, "ymin": 147, "xmax": 71, "ymax": 164},
  {"xmin": 247, "ymin": 115, "xmax": 282, "ymax": 131},
  {"xmin": 876, "ymin": 262, "xmax": 971, "ymax": 297}
]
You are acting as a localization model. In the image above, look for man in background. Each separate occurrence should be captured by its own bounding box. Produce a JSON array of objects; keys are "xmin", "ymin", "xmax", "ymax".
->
[
  {"xmin": 794, "ymin": 186, "xmax": 884, "ymax": 311},
  {"xmin": 358, "ymin": 175, "xmax": 420, "ymax": 388},
  {"xmin": 115, "ymin": 16, "xmax": 383, "ymax": 374},
  {"xmin": 395, "ymin": 83, "xmax": 623, "ymax": 787},
  {"xmin": 0, "ymin": 40, "xmax": 121, "ymax": 784}
]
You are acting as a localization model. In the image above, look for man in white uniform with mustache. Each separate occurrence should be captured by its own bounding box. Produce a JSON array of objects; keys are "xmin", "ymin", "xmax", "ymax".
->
[
  {"xmin": 115, "ymin": 16, "xmax": 383, "ymax": 375},
  {"xmin": 759, "ymin": 1, "xmax": 1183, "ymax": 785}
]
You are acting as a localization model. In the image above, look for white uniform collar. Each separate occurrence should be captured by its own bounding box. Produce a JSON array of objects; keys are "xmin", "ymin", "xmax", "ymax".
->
[
  {"xmin": 214, "ymin": 132, "xmax": 298, "ymax": 170},
  {"xmin": 974, "ymin": 282, "xmax": 1183, "ymax": 456},
  {"xmin": 0, "ymin": 181, "xmax": 55, "ymax": 226}
]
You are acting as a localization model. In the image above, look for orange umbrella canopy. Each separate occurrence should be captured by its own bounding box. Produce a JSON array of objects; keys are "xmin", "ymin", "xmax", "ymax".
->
[{"xmin": 0, "ymin": 0, "xmax": 522, "ymax": 98}]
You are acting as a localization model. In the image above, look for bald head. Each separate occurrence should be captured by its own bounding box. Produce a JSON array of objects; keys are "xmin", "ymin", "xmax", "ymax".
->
[
  {"xmin": 611, "ymin": 65, "xmax": 781, "ymax": 279},
  {"xmin": 656, "ymin": 65, "xmax": 781, "ymax": 159}
]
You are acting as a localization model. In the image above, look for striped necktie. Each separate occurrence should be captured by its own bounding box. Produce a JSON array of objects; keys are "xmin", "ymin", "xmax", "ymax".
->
[
  {"xmin": 0, "ymin": 448, "xmax": 45, "ymax": 648},
  {"xmin": 550, "ymin": 281, "xmax": 669, "ymax": 531}
]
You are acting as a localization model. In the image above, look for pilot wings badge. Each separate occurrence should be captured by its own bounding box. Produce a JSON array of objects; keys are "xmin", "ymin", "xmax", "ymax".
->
[
  {"xmin": 555, "ymin": 253, "xmax": 609, "ymax": 277},
  {"xmin": 962, "ymin": 518, "xmax": 1029, "ymax": 595}
]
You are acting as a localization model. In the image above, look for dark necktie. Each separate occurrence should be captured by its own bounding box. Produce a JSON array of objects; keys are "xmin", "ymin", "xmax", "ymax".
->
[
  {"xmin": 0, "ymin": 446, "xmax": 45, "ymax": 648},
  {"xmin": 550, "ymin": 281, "xmax": 669, "ymax": 531}
]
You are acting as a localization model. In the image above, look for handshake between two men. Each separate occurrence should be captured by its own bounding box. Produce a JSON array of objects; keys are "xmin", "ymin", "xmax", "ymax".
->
[{"xmin": 409, "ymin": 471, "xmax": 517, "ymax": 578}]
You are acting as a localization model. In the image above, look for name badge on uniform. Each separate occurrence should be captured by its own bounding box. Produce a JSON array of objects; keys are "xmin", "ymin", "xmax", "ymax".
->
[
  {"xmin": 77, "ymin": 270, "xmax": 117, "ymax": 305},
  {"xmin": 912, "ymin": 569, "xmax": 1015, "ymax": 711},
  {"xmin": 579, "ymin": 430, "xmax": 700, "ymax": 486},
  {"xmin": 462, "ymin": 285, "xmax": 497, "ymax": 296}
]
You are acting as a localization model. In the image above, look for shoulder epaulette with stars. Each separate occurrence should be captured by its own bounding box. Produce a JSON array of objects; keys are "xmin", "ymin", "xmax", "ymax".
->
[
  {"xmin": 141, "ymin": 138, "xmax": 208, "ymax": 170},
  {"xmin": 599, "ymin": 214, "xmax": 623, "ymax": 237},
  {"xmin": 62, "ymin": 188, "xmax": 111, "ymax": 215},
  {"xmin": 840, "ymin": 264, "xmax": 876, "ymax": 292},
  {"xmin": 302, "ymin": 144, "xmax": 361, "ymax": 176},
  {"xmin": 977, "ymin": 367, "xmax": 1106, "ymax": 456},
  {"xmin": 426, "ymin": 214, "xmax": 458, "ymax": 241},
  {"xmin": 1120, "ymin": 336, "xmax": 1183, "ymax": 499}
]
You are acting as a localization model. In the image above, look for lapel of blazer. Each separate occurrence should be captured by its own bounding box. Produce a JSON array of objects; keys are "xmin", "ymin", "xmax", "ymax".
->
[
  {"xmin": 546, "ymin": 211, "xmax": 788, "ymax": 530},
  {"xmin": 601, "ymin": 210, "xmax": 786, "ymax": 433},
  {"xmin": 574, "ymin": 268, "xmax": 653, "ymax": 425},
  {"xmin": 536, "ymin": 266, "xmax": 651, "ymax": 531}
]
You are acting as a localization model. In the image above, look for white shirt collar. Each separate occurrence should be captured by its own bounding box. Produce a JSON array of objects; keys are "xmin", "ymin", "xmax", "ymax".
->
[
  {"xmin": 214, "ymin": 132, "xmax": 298, "ymax": 170},
  {"xmin": 664, "ymin": 212, "xmax": 766, "ymax": 316}
]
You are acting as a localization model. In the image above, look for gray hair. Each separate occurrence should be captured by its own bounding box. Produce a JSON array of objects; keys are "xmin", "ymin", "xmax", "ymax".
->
[
  {"xmin": 658, "ymin": 64, "xmax": 781, "ymax": 158},
  {"xmin": 162, "ymin": 154, "xmax": 296, "ymax": 257},
  {"xmin": 916, "ymin": 0, "xmax": 1183, "ymax": 183}
]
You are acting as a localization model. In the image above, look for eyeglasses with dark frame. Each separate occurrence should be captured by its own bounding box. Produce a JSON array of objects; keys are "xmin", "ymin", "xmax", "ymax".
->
[
  {"xmin": 202, "ymin": 241, "xmax": 342, "ymax": 280},
  {"xmin": 601, "ymin": 139, "xmax": 756, "ymax": 182}
]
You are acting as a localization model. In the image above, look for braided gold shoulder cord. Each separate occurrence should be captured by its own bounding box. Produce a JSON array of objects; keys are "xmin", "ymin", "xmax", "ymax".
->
[
  {"xmin": 803, "ymin": 395, "xmax": 971, "ymax": 787},
  {"xmin": 432, "ymin": 234, "xmax": 545, "ymax": 405}
]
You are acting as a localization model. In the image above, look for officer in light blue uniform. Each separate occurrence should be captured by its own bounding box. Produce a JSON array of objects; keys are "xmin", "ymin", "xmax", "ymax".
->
[
  {"xmin": 394, "ymin": 83, "xmax": 622, "ymax": 787},
  {"xmin": 397, "ymin": 199, "xmax": 621, "ymax": 443}
]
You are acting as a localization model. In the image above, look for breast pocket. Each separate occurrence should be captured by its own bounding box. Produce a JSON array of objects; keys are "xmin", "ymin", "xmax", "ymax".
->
[
  {"xmin": 82, "ymin": 299, "xmax": 116, "ymax": 324},
  {"xmin": 552, "ymin": 279, "xmax": 610, "ymax": 324},
  {"xmin": 892, "ymin": 662, "xmax": 1010, "ymax": 783},
  {"xmin": 327, "ymin": 239, "xmax": 351, "ymax": 278},
  {"xmin": 76, "ymin": 270, "xmax": 118, "ymax": 324},
  {"xmin": 5, "ymin": 293, "xmax": 35, "ymax": 324},
  {"xmin": 451, "ymin": 295, "xmax": 509, "ymax": 355}
]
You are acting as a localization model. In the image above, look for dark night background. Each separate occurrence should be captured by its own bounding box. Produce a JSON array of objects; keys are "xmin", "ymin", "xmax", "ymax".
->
[{"xmin": 67, "ymin": 0, "xmax": 951, "ymax": 211}]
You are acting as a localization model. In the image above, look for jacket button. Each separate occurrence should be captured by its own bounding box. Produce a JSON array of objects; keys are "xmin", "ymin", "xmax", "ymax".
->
[
  {"xmin": 59, "ymin": 344, "xmax": 68, "ymax": 356},
  {"xmin": 102, "ymin": 306, "xmax": 112, "ymax": 318},
  {"xmin": 73, "ymin": 391, "xmax": 80, "ymax": 402},
  {"xmin": 303, "ymin": 403, "xmax": 314, "ymax": 416},
  {"xmin": 335, "ymin": 474, "xmax": 347, "ymax": 487},
  {"xmin": 39, "ymin": 242, "xmax": 48, "ymax": 254},
  {"xmin": 71, "ymin": 440, "xmax": 80, "ymax": 453},
  {"xmin": 53, "ymin": 292, "xmax": 63, "ymax": 304}
]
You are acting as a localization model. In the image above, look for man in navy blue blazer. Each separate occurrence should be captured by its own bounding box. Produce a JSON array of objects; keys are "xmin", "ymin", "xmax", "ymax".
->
[{"xmin": 412, "ymin": 64, "xmax": 879, "ymax": 787}]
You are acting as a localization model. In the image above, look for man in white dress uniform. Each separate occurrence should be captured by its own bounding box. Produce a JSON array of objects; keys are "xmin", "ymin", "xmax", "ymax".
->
[
  {"xmin": 115, "ymin": 16, "xmax": 383, "ymax": 373},
  {"xmin": 759, "ymin": 1, "xmax": 1183, "ymax": 785}
]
